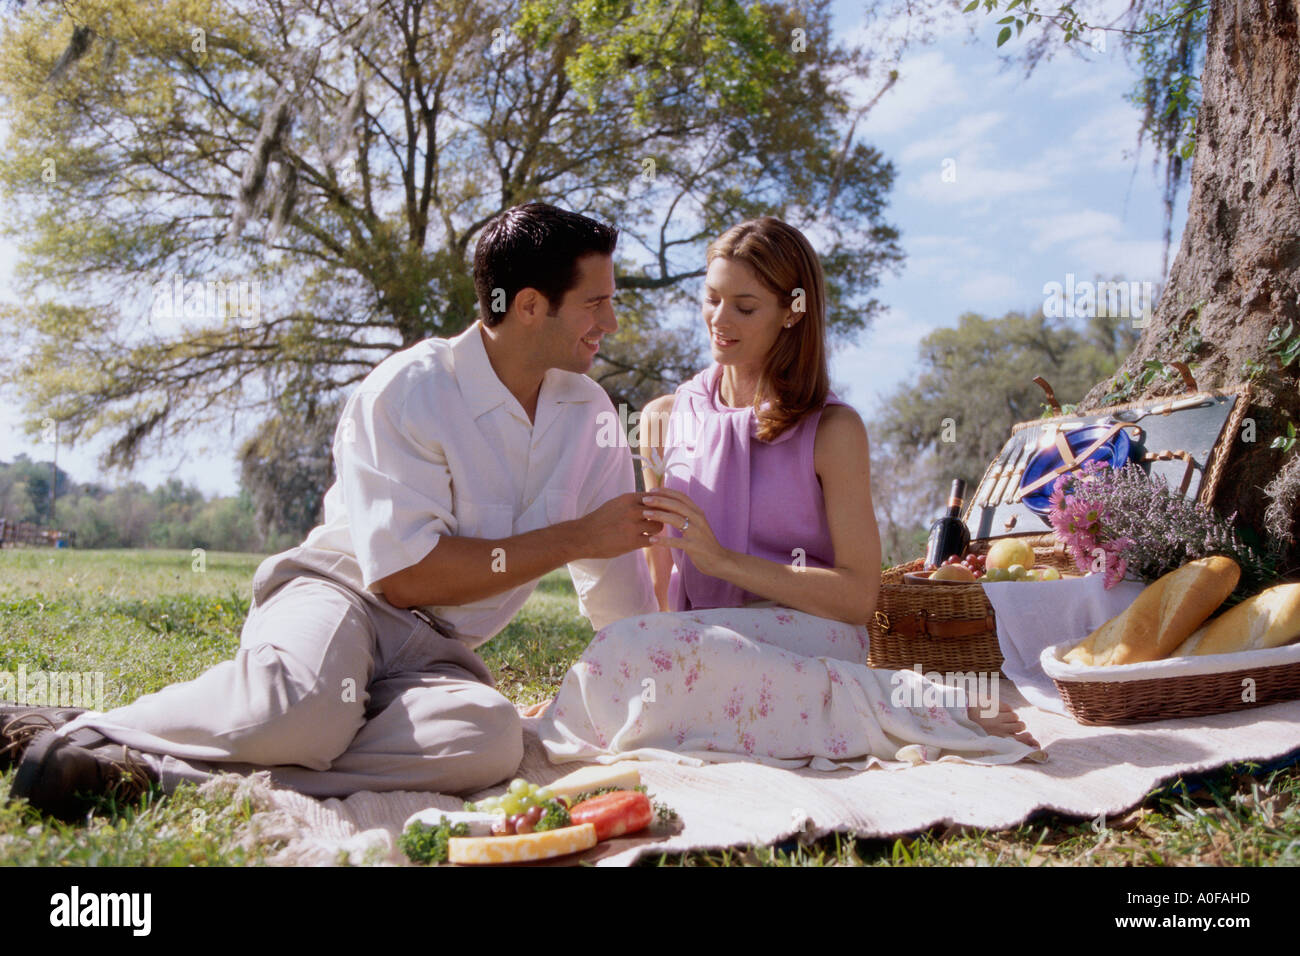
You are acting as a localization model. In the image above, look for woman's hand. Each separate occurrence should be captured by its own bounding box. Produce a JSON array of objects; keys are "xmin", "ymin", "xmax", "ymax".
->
[{"xmin": 641, "ymin": 488, "xmax": 732, "ymax": 578}]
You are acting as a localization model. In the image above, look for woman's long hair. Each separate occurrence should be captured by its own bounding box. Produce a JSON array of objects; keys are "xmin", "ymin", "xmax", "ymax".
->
[{"xmin": 706, "ymin": 217, "xmax": 829, "ymax": 442}]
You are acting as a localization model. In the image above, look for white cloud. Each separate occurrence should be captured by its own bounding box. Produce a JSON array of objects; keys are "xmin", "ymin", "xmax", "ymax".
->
[
  {"xmin": 898, "ymin": 234, "xmax": 983, "ymax": 282},
  {"xmin": 1023, "ymin": 208, "xmax": 1125, "ymax": 252},
  {"xmin": 902, "ymin": 150, "xmax": 1055, "ymax": 204},
  {"xmin": 899, "ymin": 110, "xmax": 1006, "ymax": 163},
  {"xmin": 1064, "ymin": 103, "xmax": 1151, "ymax": 171},
  {"xmin": 851, "ymin": 50, "xmax": 970, "ymax": 137},
  {"xmin": 831, "ymin": 302, "xmax": 965, "ymax": 405},
  {"xmin": 958, "ymin": 272, "xmax": 1020, "ymax": 303},
  {"xmin": 1024, "ymin": 208, "xmax": 1166, "ymax": 280},
  {"xmin": 1050, "ymin": 65, "xmax": 1120, "ymax": 100}
]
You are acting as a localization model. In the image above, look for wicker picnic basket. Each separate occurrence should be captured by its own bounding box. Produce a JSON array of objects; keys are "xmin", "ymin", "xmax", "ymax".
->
[
  {"xmin": 868, "ymin": 371, "xmax": 1252, "ymax": 680},
  {"xmin": 868, "ymin": 535, "xmax": 1075, "ymax": 674},
  {"xmin": 1044, "ymin": 640, "xmax": 1300, "ymax": 725}
]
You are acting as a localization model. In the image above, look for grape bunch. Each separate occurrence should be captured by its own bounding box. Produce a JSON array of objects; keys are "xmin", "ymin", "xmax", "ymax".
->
[
  {"xmin": 940, "ymin": 552, "xmax": 986, "ymax": 579},
  {"xmin": 467, "ymin": 778, "xmax": 571, "ymax": 835}
]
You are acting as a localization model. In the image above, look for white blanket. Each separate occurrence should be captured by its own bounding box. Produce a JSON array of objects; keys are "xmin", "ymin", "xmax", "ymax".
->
[{"xmin": 208, "ymin": 693, "xmax": 1300, "ymax": 866}]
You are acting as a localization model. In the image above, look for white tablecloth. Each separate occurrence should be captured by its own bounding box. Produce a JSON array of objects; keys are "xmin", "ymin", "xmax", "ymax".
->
[{"xmin": 981, "ymin": 573, "xmax": 1145, "ymax": 714}]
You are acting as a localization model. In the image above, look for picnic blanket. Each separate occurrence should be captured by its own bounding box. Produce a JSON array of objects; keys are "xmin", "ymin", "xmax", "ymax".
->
[{"xmin": 208, "ymin": 688, "xmax": 1300, "ymax": 866}]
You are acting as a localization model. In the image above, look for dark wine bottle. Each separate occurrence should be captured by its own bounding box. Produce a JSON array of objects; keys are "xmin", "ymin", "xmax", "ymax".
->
[{"xmin": 924, "ymin": 479, "xmax": 971, "ymax": 569}]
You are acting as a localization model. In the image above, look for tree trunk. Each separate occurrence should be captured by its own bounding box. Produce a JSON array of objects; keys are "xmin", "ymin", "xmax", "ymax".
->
[{"xmin": 1080, "ymin": 0, "xmax": 1300, "ymax": 571}]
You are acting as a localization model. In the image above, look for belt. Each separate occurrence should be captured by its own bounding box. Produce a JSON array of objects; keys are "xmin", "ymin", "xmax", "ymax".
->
[{"xmin": 409, "ymin": 606, "xmax": 457, "ymax": 640}]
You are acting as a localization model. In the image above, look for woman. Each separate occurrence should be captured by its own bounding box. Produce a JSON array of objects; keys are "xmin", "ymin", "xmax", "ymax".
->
[{"xmin": 537, "ymin": 218, "xmax": 1042, "ymax": 770}]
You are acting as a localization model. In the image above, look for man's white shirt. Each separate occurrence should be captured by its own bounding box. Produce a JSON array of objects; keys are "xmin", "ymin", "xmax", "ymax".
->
[{"xmin": 301, "ymin": 321, "xmax": 657, "ymax": 648}]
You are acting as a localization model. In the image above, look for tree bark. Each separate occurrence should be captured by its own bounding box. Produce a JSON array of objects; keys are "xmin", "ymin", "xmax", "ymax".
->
[{"xmin": 1080, "ymin": 0, "xmax": 1300, "ymax": 569}]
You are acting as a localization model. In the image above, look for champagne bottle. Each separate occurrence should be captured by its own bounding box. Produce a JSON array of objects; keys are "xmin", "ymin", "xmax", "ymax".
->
[{"xmin": 924, "ymin": 479, "xmax": 971, "ymax": 569}]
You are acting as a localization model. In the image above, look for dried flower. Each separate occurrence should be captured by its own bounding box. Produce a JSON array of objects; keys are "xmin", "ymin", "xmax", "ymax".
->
[{"xmin": 1046, "ymin": 463, "xmax": 1276, "ymax": 603}]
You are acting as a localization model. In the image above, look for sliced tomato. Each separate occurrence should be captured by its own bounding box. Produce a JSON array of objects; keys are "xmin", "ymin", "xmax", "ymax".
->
[{"xmin": 568, "ymin": 790, "xmax": 654, "ymax": 841}]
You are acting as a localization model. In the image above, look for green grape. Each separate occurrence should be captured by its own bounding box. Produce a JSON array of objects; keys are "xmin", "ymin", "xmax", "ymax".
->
[
  {"xmin": 500, "ymin": 796, "xmax": 523, "ymax": 816},
  {"xmin": 508, "ymin": 778, "xmax": 530, "ymax": 795},
  {"xmin": 533, "ymin": 787, "xmax": 554, "ymax": 803}
]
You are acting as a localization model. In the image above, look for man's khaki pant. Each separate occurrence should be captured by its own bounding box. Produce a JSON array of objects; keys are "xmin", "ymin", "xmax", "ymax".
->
[{"xmin": 56, "ymin": 547, "xmax": 524, "ymax": 798}]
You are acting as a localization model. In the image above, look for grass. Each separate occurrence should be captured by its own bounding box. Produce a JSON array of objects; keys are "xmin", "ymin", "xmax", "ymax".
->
[{"xmin": 1, "ymin": 547, "xmax": 1298, "ymax": 866}]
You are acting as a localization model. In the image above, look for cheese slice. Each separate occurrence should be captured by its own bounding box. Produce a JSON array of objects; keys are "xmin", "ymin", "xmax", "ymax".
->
[
  {"xmin": 546, "ymin": 765, "xmax": 642, "ymax": 802},
  {"xmin": 448, "ymin": 823, "xmax": 598, "ymax": 865}
]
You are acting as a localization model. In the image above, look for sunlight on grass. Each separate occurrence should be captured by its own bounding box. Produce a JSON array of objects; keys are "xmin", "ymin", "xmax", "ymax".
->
[{"xmin": 1, "ymin": 548, "xmax": 1297, "ymax": 867}]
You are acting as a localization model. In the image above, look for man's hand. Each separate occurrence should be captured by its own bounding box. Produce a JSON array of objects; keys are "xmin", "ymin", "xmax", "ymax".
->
[
  {"xmin": 379, "ymin": 494, "xmax": 662, "ymax": 609},
  {"xmin": 573, "ymin": 492, "xmax": 664, "ymax": 560}
]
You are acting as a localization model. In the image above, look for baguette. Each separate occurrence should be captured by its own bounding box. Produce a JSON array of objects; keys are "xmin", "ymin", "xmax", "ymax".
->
[
  {"xmin": 1063, "ymin": 556, "xmax": 1240, "ymax": 666},
  {"xmin": 1170, "ymin": 583, "xmax": 1300, "ymax": 656}
]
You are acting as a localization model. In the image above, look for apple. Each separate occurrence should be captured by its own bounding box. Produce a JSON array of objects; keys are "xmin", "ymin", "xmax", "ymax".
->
[{"xmin": 931, "ymin": 564, "xmax": 977, "ymax": 582}]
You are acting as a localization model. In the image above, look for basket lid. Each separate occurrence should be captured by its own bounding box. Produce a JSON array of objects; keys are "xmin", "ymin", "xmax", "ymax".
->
[{"xmin": 962, "ymin": 382, "xmax": 1250, "ymax": 542}]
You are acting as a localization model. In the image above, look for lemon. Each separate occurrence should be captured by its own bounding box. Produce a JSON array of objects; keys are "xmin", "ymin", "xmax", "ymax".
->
[{"xmin": 986, "ymin": 538, "xmax": 1035, "ymax": 570}]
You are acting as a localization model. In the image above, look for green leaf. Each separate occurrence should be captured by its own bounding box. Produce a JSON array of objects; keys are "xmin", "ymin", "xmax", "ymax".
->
[
  {"xmin": 997, "ymin": 15, "xmax": 1016, "ymax": 23},
  {"xmin": 963, "ymin": 0, "xmax": 980, "ymax": 11},
  {"xmin": 997, "ymin": 25, "xmax": 1012, "ymax": 46},
  {"xmin": 1016, "ymin": 18, "xmax": 1024, "ymax": 35}
]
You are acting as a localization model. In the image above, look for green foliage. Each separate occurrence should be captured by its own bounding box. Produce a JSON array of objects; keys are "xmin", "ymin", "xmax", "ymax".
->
[
  {"xmin": 238, "ymin": 396, "xmax": 340, "ymax": 546},
  {"xmin": 518, "ymin": 0, "xmax": 793, "ymax": 120},
  {"xmin": 534, "ymin": 800, "xmax": 572, "ymax": 831},
  {"xmin": 0, "ymin": 456, "xmax": 266, "ymax": 552},
  {"xmin": 1124, "ymin": 1, "xmax": 1206, "ymax": 165},
  {"xmin": 398, "ymin": 819, "xmax": 469, "ymax": 864},
  {"xmin": 0, "ymin": 0, "xmax": 902, "ymax": 466},
  {"xmin": 1271, "ymin": 421, "xmax": 1297, "ymax": 455},
  {"xmin": 1266, "ymin": 319, "xmax": 1300, "ymax": 369},
  {"xmin": 1100, "ymin": 358, "xmax": 1184, "ymax": 405}
]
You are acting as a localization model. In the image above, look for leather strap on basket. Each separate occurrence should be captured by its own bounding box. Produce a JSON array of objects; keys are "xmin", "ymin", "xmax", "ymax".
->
[
  {"xmin": 876, "ymin": 609, "xmax": 996, "ymax": 640},
  {"xmin": 1143, "ymin": 449, "xmax": 1195, "ymax": 497}
]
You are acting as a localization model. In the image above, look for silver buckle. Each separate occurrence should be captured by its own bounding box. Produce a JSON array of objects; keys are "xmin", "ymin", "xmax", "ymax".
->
[{"xmin": 410, "ymin": 607, "xmax": 452, "ymax": 639}]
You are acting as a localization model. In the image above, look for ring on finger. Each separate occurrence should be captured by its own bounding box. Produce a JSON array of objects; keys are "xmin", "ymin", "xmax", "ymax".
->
[{"xmin": 682, "ymin": 517, "xmax": 690, "ymax": 532}]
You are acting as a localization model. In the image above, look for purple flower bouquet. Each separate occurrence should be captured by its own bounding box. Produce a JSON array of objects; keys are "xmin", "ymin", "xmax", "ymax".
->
[{"xmin": 1046, "ymin": 460, "xmax": 1276, "ymax": 604}]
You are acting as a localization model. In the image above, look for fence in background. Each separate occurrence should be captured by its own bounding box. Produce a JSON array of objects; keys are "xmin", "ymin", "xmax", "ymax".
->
[{"xmin": 0, "ymin": 520, "xmax": 76, "ymax": 548}]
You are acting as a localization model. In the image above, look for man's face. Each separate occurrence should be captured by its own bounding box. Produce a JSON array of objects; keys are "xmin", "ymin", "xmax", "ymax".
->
[{"xmin": 537, "ymin": 253, "xmax": 618, "ymax": 374}]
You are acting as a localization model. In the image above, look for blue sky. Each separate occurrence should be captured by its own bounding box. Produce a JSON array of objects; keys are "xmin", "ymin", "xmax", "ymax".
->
[{"xmin": 0, "ymin": 1, "xmax": 1187, "ymax": 499}]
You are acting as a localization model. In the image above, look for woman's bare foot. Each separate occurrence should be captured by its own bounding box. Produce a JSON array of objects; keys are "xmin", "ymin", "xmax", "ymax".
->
[
  {"xmin": 967, "ymin": 700, "xmax": 1040, "ymax": 749},
  {"xmin": 520, "ymin": 699, "xmax": 551, "ymax": 718}
]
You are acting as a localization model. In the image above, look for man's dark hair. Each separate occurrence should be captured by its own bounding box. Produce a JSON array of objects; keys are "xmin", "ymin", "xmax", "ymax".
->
[{"xmin": 472, "ymin": 202, "xmax": 618, "ymax": 327}]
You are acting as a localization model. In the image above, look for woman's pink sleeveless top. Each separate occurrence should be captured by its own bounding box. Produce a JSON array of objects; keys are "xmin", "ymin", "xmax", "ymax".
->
[{"xmin": 661, "ymin": 364, "xmax": 844, "ymax": 611}]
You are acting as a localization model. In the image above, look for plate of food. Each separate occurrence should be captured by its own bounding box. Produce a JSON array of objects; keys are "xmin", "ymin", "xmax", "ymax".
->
[{"xmin": 399, "ymin": 765, "xmax": 670, "ymax": 866}]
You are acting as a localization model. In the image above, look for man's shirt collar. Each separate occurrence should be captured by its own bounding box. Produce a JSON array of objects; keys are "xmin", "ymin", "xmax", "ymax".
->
[{"xmin": 451, "ymin": 321, "xmax": 596, "ymax": 422}]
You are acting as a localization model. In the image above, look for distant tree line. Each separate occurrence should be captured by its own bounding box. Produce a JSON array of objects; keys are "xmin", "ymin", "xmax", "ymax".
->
[{"xmin": 0, "ymin": 455, "xmax": 310, "ymax": 553}]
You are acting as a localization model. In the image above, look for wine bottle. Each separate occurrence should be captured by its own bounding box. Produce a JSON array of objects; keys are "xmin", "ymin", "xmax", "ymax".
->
[{"xmin": 924, "ymin": 479, "xmax": 971, "ymax": 569}]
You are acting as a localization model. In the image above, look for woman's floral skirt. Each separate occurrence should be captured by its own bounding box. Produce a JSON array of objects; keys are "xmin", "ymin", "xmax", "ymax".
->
[{"xmin": 538, "ymin": 607, "xmax": 1045, "ymax": 770}]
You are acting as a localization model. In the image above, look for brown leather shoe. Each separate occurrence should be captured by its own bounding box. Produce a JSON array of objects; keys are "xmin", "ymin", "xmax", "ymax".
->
[
  {"xmin": 11, "ymin": 727, "xmax": 159, "ymax": 822},
  {"xmin": 0, "ymin": 704, "xmax": 87, "ymax": 771}
]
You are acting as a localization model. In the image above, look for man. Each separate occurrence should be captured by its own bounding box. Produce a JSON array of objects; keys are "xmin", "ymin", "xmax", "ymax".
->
[{"xmin": 5, "ymin": 203, "xmax": 661, "ymax": 820}]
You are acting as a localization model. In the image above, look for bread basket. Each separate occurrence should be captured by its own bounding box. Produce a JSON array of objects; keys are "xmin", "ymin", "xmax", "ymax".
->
[{"xmin": 1041, "ymin": 639, "xmax": 1300, "ymax": 724}]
